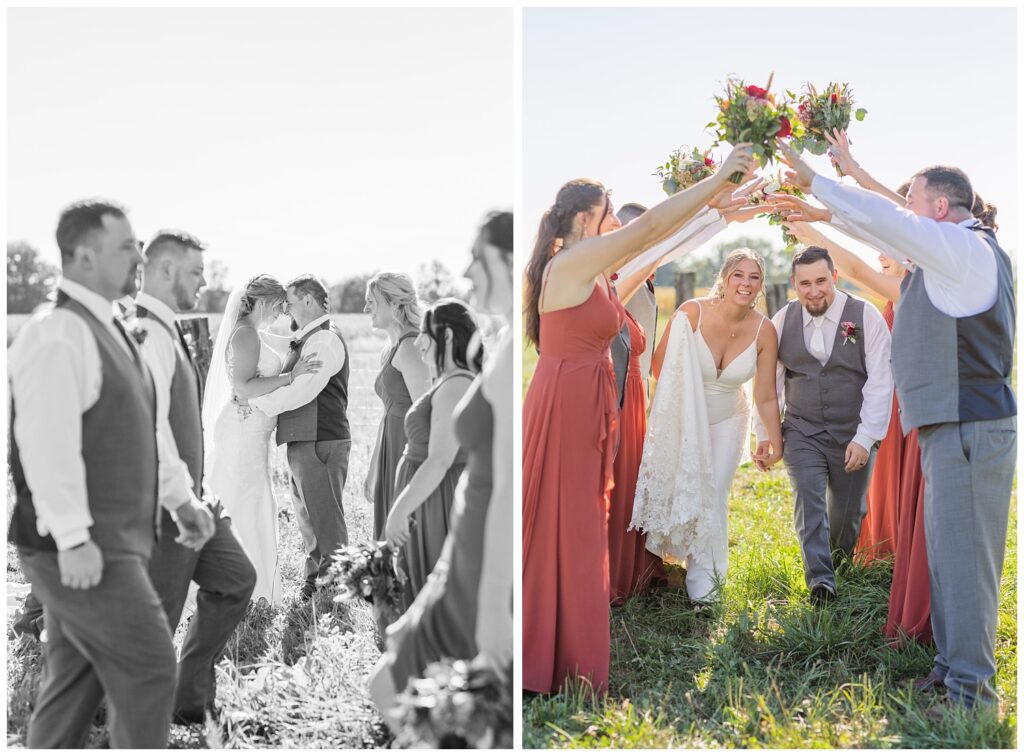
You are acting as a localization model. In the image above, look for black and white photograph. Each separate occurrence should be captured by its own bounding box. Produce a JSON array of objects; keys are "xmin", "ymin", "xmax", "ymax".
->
[{"xmin": 6, "ymin": 7, "xmax": 512, "ymax": 749}]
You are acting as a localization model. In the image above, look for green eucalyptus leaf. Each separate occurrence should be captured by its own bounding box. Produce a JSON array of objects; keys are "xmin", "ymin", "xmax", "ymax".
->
[{"xmin": 855, "ymin": 108, "xmax": 867, "ymax": 121}]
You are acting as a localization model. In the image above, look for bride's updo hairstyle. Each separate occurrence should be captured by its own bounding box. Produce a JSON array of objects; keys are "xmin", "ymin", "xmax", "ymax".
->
[
  {"xmin": 422, "ymin": 298, "xmax": 484, "ymax": 375},
  {"xmin": 524, "ymin": 179, "xmax": 609, "ymax": 347},
  {"xmin": 238, "ymin": 274, "xmax": 286, "ymax": 320},
  {"xmin": 972, "ymin": 192, "xmax": 999, "ymax": 231},
  {"xmin": 367, "ymin": 271, "xmax": 424, "ymax": 331},
  {"xmin": 710, "ymin": 248, "xmax": 766, "ymax": 309}
]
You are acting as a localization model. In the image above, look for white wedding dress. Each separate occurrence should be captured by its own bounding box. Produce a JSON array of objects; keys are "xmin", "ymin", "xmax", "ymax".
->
[
  {"xmin": 631, "ymin": 302, "xmax": 763, "ymax": 602},
  {"xmin": 203, "ymin": 288, "xmax": 285, "ymax": 606}
]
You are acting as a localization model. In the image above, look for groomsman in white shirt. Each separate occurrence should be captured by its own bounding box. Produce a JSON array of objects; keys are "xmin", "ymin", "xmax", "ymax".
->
[
  {"xmin": 8, "ymin": 200, "xmax": 178, "ymax": 747},
  {"xmin": 778, "ymin": 144, "xmax": 1015, "ymax": 715},
  {"xmin": 135, "ymin": 230, "xmax": 257, "ymax": 724}
]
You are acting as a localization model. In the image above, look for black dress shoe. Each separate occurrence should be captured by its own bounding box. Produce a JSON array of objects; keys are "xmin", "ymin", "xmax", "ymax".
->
[
  {"xmin": 173, "ymin": 702, "xmax": 220, "ymax": 726},
  {"xmin": 910, "ymin": 671, "xmax": 946, "ymax": 693},
  {"xmin": 809, "ymin": 583, "xmax": 836, "ymax": 606}
]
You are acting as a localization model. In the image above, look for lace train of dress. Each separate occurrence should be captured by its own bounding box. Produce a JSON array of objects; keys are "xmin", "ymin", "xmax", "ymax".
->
[
  {"xmin": 206, "ymin": 331, "xmax": 284, "ymax": 605},
  {"xmin": 631, "ymin": 305, "xmax": 759, "ymax": 601}
]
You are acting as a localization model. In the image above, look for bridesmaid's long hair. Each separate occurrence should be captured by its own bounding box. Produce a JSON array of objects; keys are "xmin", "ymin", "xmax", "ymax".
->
[
  {"xmin": 524, "ymin": 179, "xmax": 608, "ymax": 347},
  {"xmin": 709, "ymin": 248, "xmax": 766, "ymax": 309},
  {"xmin": 422, "ymin": 299, "xmax": 483, "ymax": 375}
]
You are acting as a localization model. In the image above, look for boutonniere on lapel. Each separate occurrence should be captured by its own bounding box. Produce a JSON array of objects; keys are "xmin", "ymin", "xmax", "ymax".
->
[
  {"xmin": 840, "ymin": 320, "xmax": 860, "ymax": 345},
  {"xmin": 181, "ymin": 330, "xmax": 196, "ymax": 357},
  {"xmin": 121, "ymin": 316, "xmax": 149, "ymax": 347},
  {"xmin": 289, "ymin": 339, "xmax": 303, "ymax": 352}
]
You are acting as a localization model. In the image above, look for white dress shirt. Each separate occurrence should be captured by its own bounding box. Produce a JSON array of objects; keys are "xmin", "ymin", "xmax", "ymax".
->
[
  {"xmin": 754, "ymin": 290, "xmax": 893, "ymax": 451},
  {"xmin": 812, "ymin": 175, "xmax": 996, "ymax": 317},
  {"xmin": 134, "ymin": 292, "xmax": 199, "ymax": 512},
  {"xmin": 248, "ymin": 314, "xmax": 347, "ymax": 416},
  {"xmin": 616, "ymin": 208, "xmax": 726, "ymax": 279},
  {"xmin": 9, "ymin": 279, "xmax": 139, "ymax": 550}
]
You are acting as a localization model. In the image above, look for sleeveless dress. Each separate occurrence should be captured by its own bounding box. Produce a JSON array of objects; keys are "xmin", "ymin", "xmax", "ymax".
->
[
  {"xmin": 607, "ymin": 310, "xmax": 666, "ymax": 604},
  {"xmin": 523, "ymin": 277, "xmax": 624, "ymax": 695},
  {"xmin": 632, "ymin": 302, "xmax": 762, "ymax": 602},
  {"xmin": 394, "ymin": 372, "xmax": 473, "ymax": 610},
  {"xmin": 882, "ymin": 299, "xmax": 932, "ymax": 643},
  {"xmin": 856, "ymin": 300, "xmax": 901, "ymax": 563},
  {"xmin": 373, "ymin": 332, "xmax": 419, "ymax": 540},
  {"xmin": 207, "ymin": 328, "xmax": 284, "ymax": 605},
  {"xmin": 384, "ymin": 368, "xmax": 496, "ymax": 689}
]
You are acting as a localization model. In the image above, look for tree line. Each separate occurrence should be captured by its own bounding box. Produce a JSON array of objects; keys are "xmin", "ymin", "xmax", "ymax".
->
[{"xmin": 7, "ymin": 242, "xmax": 465, "ymax": 314}]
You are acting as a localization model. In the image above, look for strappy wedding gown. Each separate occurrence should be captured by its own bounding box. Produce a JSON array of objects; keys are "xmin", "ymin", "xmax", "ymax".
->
[
  {"xmin": 631, "ymin": 302, "xmax": 763, "ymax": 601},
  {"xmin": 206, "ymin": 326, "xmax": 285, "ymax": 605}
]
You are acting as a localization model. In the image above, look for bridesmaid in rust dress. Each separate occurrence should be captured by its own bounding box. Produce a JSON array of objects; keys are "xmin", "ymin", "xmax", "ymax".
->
[
  {"xmin": 385, "ymin": 300, "xmax": 479, "ymax": 608},
  {"xmin": 366, "ymin": 272, "xmax": 431, "ymax": 540},
  {"xmin": 523, "ymin": 145, "xmax": 754, "ymax": 695},
  {"xmin": 607, "ymin": 309, "xmax": 665, "ymax": 604}
]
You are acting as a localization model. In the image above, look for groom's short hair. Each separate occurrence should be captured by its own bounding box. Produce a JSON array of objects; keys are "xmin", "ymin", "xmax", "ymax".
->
[
  {"xmin": 617, "ymin": 202, "xmax": 647, "ymax": 225},
  {"xmin": 791, "ymin": 246, "xmax": 834, "ymax": 276},
  {"xmin": 142, "ymin": 230, "xmax": 207, "ymax": 266},
  {"xmin": 287, "ymin": 274, "xmax": 329, "ymax": 311},
  {"xmin": 912, "ymin": 166, "xmax": 974, "ymax": 211},
  {"xmin": 56, "ymin": 199, "xmax": 127, "ymax": 262}
]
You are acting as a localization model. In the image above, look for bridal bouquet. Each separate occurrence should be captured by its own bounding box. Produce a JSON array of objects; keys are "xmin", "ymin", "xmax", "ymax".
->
[
  {"xmin": 655, "ymin": 146, "xmax": 717, "ymax": 196},
  {"xmin": 392, "ymin": 659, "xmax": 513, "ymax": 749},
  {"xmin": 712, "ymin": 75, "xmax": 798, "ymax": 183},
  {"xmin": 329, "ymin": 541, "xmax": 405, "ymax": 616},
  {"xmin": 747, "ymin": 172, "xmax": 806, "ymax": 247},
  {"xmin": 791, "ymin": 82, "xmax": 867, "ymax": 173}
]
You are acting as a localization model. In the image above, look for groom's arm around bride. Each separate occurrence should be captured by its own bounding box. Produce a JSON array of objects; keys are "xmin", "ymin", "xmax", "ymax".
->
[{"xmin": 249, "ymin": 275, "xmax": 352, "ymax": 598}]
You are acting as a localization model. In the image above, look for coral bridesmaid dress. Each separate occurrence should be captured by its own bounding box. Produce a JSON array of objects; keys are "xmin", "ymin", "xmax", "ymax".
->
[
  {"xmin": 523, "ymin": 275, "xmax": 623, "ymax": 694},
  {"xmin": 607, "ymin": 310, "xmax": 665, "ymax": 605},
  {"xmin": 856, "ymin": 301, "xmax": 900, "ymax": 562}
]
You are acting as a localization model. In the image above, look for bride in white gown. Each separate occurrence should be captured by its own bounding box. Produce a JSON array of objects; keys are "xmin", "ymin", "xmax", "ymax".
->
[
  {"xmin": 203, "ymin": 275, "xmax": 321, "ymax": 605},
  {"xmin": 631, "ymin": 249, "xmax": 784, "ymax": 602}
]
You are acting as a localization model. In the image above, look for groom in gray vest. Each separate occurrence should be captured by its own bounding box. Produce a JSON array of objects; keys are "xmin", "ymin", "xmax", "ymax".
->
[
  {"xmin": 249, "ymin": 275, "xmax": 351, "ymax": 601},
  {"xmin": 757, "ymin": 246, "xmax": 892, "ymax": 604},
  {"xmin": 787, "ymin": 151, "xmax": 1016, "ymax": 713},
  {"xmin": 135, "ymin": 230, "xmax": 257, "ymax": 723}
]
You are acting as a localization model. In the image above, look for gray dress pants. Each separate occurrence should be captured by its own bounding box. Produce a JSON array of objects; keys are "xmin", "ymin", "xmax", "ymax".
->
[
  {"xmin": 287, "ymin": 439, "xmax": 352, "ymax": 582},
  {"xmin": 782, "ymin": 425, "xmax": 874, "ymax": 592},
  {"xmin": 20, "ymin": 548, "xmax": 177, "ymax": 749},
  {"xmin": 917, "ymin": 416, "xmax": 1016, "ymax": 706}
]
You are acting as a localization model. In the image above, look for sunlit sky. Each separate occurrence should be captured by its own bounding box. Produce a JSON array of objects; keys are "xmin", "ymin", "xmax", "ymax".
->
[
  {"xmin": 524, "ymin": 6, "xmax": 1017, "ymax": 268},
  {"xmin": 7, "ymin": 7, "xmax": 512, "ymax": 289}
]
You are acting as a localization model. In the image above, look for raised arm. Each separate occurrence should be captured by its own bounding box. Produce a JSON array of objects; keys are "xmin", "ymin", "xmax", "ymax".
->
[
  {"xmin": 824, "ymin": 128, "xmax": 905, "ymax": 205},
  {"xmin": 781, "ymin": 216, "xmax": 902, "ymax": 302},
  {"xmin": 552, "ymin": 144, "xmax": 755, "ymax": 286}
]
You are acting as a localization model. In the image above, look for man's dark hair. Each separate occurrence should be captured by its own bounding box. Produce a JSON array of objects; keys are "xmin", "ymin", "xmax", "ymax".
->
[
  {"xmin": 617, "ymin": 202, "xmax": 648, "ymax": 225},
  {"xmin": 55, "ymin": 199, "xmax": 127, "ymax": 262},
  {"xmin": 913, "ymin": 165, "xmax": 974, "ymax": 211},
  {"xmin": 791, "ymin": 245, "xmax": 835, "ymax": 277},
  {"xmin": 287, "ymin": 274, "xmax": 329, "ymax": 311},
  {"xmin": 143, "ymin": 229, "xmax": 207, "ymax": 264},
  {"xmin": 480, "ymin": 210, "xmax": 512, "ymax": 255}
]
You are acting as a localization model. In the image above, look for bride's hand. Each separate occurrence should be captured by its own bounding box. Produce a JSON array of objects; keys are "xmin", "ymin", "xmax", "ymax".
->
[
  {"xmin": 752, "ymin": 440, "xmax": 782, "ymax": 471},
  {"xmin": 291, "ymin": 352, "xmax": 323, "ymax": 379}
]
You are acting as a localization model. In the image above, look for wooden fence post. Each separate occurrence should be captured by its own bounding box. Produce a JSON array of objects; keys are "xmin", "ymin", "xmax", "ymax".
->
[{"xmin": 674, "ymin": 270, "xmax": 695, "ymax": 308}]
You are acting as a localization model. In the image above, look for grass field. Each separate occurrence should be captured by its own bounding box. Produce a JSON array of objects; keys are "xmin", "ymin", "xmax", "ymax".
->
[
  {"xmin": 6, "ymin": 314, "xmax": 394, "ymax": 748},
  {"xmin": 522, "ymin": 306, "xmax": 1018, "ymax": 749}
]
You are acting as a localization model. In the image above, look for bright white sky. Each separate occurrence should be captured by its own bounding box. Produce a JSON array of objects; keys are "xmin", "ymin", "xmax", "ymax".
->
[
  {"xmin": 524, "ymin": 6, "xmax": 1017, "ymax": 267},
  {"xmin": 7, "ymin": 7, "xmax": 512, "ymax": 289}
]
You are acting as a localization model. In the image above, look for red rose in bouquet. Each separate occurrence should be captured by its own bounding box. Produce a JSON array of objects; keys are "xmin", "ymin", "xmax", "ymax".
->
[
  {"xmin": 789, "ymin": 81, "xmax": 867, "ymax": 175},
  {"xmin": 655, "ymin": 145, "xmax": 717, "ymax": 196},
  {"xmin": 712, "ymin": 74, "xmax": 800, "ymax": 183}
]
